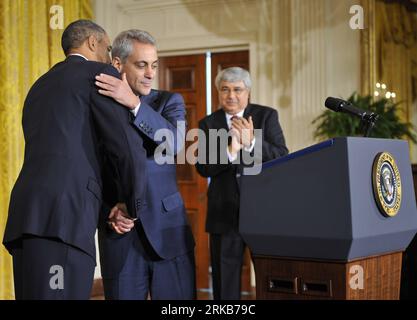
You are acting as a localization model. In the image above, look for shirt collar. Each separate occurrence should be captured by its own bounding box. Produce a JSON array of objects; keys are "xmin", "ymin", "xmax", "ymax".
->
[
  {"xmin": 67, "ymin": 53, "xmax": 88, "ymax": 61},
  {"xmin": 225, "ymin": 109, "xmax": 245, "ymax": 122}
]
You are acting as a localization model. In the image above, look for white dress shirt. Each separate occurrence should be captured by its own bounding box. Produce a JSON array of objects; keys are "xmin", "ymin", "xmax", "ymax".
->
[{"xmin": 130, "ymin": 101, "xmax": 141, "ymax": 117}]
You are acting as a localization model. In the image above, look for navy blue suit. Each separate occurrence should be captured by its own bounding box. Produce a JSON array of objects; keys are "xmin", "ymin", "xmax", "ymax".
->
[
  {"xmin": 2, "ymin": 55, "xmax": 147, "ymax": 299},
  {"xmin": 98, "ymin": 89, "xmax": 195, "ymax": 300}
]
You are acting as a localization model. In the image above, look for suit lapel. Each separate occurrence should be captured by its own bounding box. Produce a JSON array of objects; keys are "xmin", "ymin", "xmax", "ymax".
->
[
  {"xmin": 141, "ymin": 90, "xmax": 160, "ymax": 111},
  {"xmin": 243, "ymin": 104, "xmax": 260, "ymax": 129},
  {"xmin": 212, "ymin": 109, "xmax": 229, "ymax": 131},
  {"xmin": 211, "ymin": 105, "xmax": 253, "ymax": 131},
  {"xmin": 243, "ymin": 104, "xmax": 253, "ymax": 119}
]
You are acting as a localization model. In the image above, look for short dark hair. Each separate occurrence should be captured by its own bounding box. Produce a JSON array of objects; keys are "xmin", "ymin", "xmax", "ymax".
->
[{"xmin": 61, "ymin": 19, "xmax": 106, "ymax": 55}]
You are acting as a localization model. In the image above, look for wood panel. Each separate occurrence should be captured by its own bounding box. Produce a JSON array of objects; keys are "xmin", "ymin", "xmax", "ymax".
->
[
  {"xmin": 254, "ymin": 252, "xmax": 402, "ymax": 300},
  {"xmin": 158, "ymin": 54, "xmax": 210, "ymax": 290},
  {"xmin": 347, "ymin": 253, "xmax": 402, "ymax": 300}
]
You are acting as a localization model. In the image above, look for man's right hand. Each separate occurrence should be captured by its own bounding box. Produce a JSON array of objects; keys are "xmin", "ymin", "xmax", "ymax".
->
[
  {"xmin": 95, "ymin": 73, "xmax": 140, "ymax": 110},
  {"xmin": 107, "ymin": 202, "xmax": 136, "ymax": 234},
  {"xmin": 228, "ymin": 128, "xmax": 243, "ymax": 156}
]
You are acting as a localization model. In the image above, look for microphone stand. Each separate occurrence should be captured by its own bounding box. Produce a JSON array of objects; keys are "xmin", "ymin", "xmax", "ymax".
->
[{"xmin": 361, "ymin": 113, "xmax": 379, "ymax": 137}]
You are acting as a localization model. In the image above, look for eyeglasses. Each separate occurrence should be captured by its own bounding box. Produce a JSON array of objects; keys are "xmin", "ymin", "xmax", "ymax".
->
[{"xmin": 220, "ymin": 87, "xmax": 247, "ymax": 96}]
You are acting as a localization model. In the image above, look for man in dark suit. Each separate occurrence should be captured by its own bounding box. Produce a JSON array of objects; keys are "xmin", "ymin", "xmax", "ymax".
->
[
  {"xmin": 196, "ymin": 67, "xmax": 288, "ymax": 300},
  {"xmin": 94, "ymin": 30, "xmax": 195, "ymax": 300},
  {"xmin": 2, "ymin": 20, "xmax": 147, "ymax": 300}
]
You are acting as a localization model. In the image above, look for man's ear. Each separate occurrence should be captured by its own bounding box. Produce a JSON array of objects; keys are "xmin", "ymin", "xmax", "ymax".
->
[
  {"xmin": 112, "ymin": 57, "xmax": 122, "ymax": 72},
  {"xmin": 86, "ymin": 35, "xmax": 97, "ymax": 52}
]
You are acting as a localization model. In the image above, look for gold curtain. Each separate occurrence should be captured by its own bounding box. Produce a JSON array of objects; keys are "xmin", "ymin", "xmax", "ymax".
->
[
  {"xmin": 375, "ymin": 0, "xmax": 417, "ymax": 122},
  {"xmin": 361, "ymin": 0, "xmax": 417, "ymax": 122},
  {"xmin": 0, "ymin": 0, "xmax": 92, "ymax": 300}
]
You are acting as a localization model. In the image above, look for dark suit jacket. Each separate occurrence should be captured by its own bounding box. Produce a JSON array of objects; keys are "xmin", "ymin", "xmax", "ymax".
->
[
  {"xmin": 98, "ymin": 89, "xmax": 195, "ymax": 278},
  {"xmin": 2, "ymin": 55, "xmax": 147, "ymax": 260},
  {"xmin": 196, "ymin": 104, "xmax": 288, "ymax": 234}
]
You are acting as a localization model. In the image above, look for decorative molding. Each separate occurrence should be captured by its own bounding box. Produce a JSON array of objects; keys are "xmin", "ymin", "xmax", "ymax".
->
[
  {"xmin": 158, "ymin": 44, "xmax": 249, "ymax": 57},
  {"xmin": 155, "ymin": 32, "xmax": 255, "ymax": 53},
  {"xmin": 115, "ymin": 0, "xmax": 256, "ymax": 13}
]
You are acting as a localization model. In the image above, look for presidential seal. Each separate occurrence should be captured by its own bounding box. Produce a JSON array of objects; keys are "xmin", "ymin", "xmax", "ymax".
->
[{"xmin": 372, "ymin": 152, "xmax": 402, "ymax": 217}]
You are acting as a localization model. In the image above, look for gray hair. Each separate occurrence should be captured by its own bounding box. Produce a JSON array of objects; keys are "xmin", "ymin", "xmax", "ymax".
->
[
  {"xmin": 215, "ymin": 67, "xmax": 252, "ymax": 91},
  {"xmin": 61, "ymin": 19, "xmax": 106, "ymax": 55},
  {"xmin": 112, "ymin": 29, "xmax": 156, "ymax": 63}
]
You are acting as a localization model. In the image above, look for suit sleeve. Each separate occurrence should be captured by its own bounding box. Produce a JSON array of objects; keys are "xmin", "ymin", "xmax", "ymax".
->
[
  {"xmin": 90, "ymin": 64, "xmax": 145, "ymax": 208},
  {"xmin": 260, "ymin": 109, "xmax": 289, "ymax": 162},
  {"xmin": 195, "ymin": 119, "xmax": 232, "ymax": 178},
  {"xmin": 132, "ymin": 92, "xmax": 186, "ymax": 155}
]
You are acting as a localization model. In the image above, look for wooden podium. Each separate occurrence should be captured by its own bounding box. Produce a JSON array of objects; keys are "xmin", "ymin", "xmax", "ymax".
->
[
  {"xmin": 253, "ymin": 252, "xmax": 402, "ymax": 299},
  {"xmin": 239, "ymin": 138, "xmax": 417, "ymax": 300}
]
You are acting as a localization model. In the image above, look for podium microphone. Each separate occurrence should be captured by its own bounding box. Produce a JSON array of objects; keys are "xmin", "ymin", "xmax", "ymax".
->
[
  {"xmin": 324, "ymin": 97, "xmax": 379, "ymax": 137},
  {"xmin": 325, "ymin": 97, "xmax": 370, "ymax": 119}
]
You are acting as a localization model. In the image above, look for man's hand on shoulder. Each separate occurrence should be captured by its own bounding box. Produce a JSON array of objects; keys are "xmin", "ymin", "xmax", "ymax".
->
[{"xmin": 95, "ymin": 72, "xmax": 140, "ymax": 110}]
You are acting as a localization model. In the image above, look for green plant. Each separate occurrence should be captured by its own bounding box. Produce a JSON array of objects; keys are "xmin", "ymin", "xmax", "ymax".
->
[{"xmin": 312, "ymin": 92, "xmax": 417, "ymax": 143}]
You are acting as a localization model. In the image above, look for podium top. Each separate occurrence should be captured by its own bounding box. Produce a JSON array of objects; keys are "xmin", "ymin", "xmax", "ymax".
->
[
  {"xmin": 240, "ymin": 137, "xmax": 417, "ymax": 261},
  {"xmin": 263, "ymin": 139, "xmax": 334, "ymax": 170}
]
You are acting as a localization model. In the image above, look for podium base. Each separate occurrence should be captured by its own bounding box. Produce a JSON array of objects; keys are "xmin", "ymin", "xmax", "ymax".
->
[{"xmin": 253, "ymin": 252, "xmax": 402, "ymax": 300}]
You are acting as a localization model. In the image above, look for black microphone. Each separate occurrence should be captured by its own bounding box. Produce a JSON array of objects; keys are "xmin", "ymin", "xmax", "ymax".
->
[{"xmin": 325, "ymin": 97, "xmax": 370, "ymax": 119}]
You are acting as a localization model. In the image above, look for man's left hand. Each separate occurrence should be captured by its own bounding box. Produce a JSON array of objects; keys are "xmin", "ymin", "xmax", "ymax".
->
[
  {"xmin": 231, "ymin": 116, "xmax": 254, "ymax": 148},
  {"xmin": 95, "ymin": 73, "xmax": 140, "ymax": 109}
]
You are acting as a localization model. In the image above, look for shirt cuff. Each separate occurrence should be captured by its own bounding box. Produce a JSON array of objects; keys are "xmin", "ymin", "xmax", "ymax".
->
[
  {"xmin": 226, "ymin": 147, "xmax": 238, "ymax": 162},
  {"xmin": 130, "ymin": 101, "xmax": 141, "ymax": 117},
  {"xmin": 243, "ymin": 137, "xmax": 256, "ymax": 152}
]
